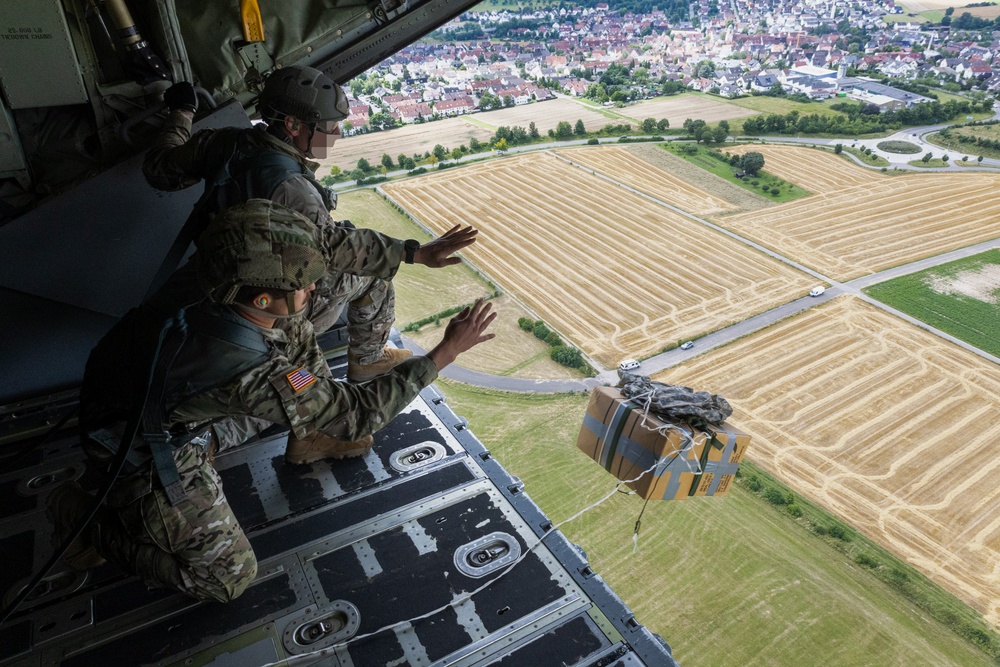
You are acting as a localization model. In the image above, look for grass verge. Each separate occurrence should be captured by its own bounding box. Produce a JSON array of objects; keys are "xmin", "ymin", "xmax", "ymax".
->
[
  {"xmin": 907, "ymin": 158, "xmax": 952, "ymax": 168},
  {"xmin": 842, "ymin": 145, "xmax": 890, "ymax": 167},
  {"xmin": 864, "ymin": 249, "xmax": 1000, "ymax": 357},
  {"xmin": 438, "ymin": 382, "xmax": 999, "ymax": 666},
  {"xmin": 664, "ymin": 142, "xmax": 811, "ymax": 202}
]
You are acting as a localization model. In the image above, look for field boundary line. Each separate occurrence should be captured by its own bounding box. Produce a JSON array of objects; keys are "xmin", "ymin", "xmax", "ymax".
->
[{"xmin": 376, "ymin": 183, "xmax": 608, "ymax": 374}]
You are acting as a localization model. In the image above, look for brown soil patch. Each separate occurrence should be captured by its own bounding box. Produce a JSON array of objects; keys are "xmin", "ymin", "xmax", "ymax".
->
[
  {"xmin": 718, "ymin": 145, "xmax": 1000, "ymax": 280},
  {"xmin": 927, "ymin": 264, "xmax": 1000, "ymax": 304},
  {"xmin": 556, "ymin": 146, "xmax": 739, "ymax": 216},
  {"xmin": 657, "ymin": 296, "xmax": 1000, "ymax": 626},
  {"xmin": 383, "ymin": 152, "xmax": 814, "ymax": 367}
]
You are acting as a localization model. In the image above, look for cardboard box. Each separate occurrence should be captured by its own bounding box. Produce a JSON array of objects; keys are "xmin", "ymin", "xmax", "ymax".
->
[
  {"xmin": 689, "ymin": 423, "xmax": 751, "ymax": 498},
  {"xmin": 577, "ymin": 387, "xmax": 708, "ymax": 500}
]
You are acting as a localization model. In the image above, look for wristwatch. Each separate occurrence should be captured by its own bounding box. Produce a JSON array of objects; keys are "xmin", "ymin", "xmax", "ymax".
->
[{"xmin": 404, "ymin": 239, "xmax": 419, "ymax": 264}]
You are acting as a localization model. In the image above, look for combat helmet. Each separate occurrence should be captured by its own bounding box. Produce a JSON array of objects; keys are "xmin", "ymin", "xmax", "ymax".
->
[
  {"xmin": 197, "ymin": 199, "xmax": 327, "ymax": 309},
  {"xmin": 259, "ymin": 65, "xmax": 349, "ymax": 125}
]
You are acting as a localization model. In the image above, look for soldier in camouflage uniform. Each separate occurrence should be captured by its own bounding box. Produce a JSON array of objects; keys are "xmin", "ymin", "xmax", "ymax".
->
[
  {"xmin": 143, "ymin": 67, "xmax": 415, "ymax": 379},
  {"xmin": 47, "ymin": 200, "xmax": 495, "ymax": 602},
  {"xmin": 143, "ymin": 67, "xmax": 471, "ymax": 460}
]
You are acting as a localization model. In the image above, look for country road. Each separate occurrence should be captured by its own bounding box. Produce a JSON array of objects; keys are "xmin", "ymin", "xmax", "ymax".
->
[{"xmin": 357, "ymin": 111, "xmax": 1000, "ymax": 392}]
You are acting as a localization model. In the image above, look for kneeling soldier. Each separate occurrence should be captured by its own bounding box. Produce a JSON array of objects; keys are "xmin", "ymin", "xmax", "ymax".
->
[{"xmin": 48, "ymin": 199, "xmax": 494, "ymax": 603}]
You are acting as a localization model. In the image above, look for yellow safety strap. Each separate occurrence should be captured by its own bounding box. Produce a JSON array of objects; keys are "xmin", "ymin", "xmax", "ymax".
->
[{"xmin": 240, "ymin": 0, "xmax": 265, "ymax": 42}]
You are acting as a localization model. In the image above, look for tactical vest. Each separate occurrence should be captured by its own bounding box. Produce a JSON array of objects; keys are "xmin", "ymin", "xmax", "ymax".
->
[
  {"xmin": 83, "ymin": 266, "xmax": 271, "ymax": 502},
  {"xmin": 191, "ymin": 126, "xmax": 336, "ymax": 237},
  {"xmin": 145, "ymin": 126, "xmax": 337, "ymax": 300}
]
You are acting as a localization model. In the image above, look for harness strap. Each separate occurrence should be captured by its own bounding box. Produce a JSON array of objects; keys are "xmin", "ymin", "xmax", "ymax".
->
[{"xmin": 141, "ymin": 311, "xmax": 190, "ymax": 506}]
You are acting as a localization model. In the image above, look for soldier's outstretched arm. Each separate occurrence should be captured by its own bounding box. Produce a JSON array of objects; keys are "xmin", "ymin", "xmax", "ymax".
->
[
  {"xmin": 427, "ymin": 299, "xmax": 496, "ymax": 370},
  {"xmin": 412, "ymin": 225, "xmax": 479, "ymax": 268}
]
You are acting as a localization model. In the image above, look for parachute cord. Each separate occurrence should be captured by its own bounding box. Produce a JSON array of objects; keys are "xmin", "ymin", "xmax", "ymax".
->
[{"xmin": 632, "ymin": 495, "xmax": 652, "ymax": 554}]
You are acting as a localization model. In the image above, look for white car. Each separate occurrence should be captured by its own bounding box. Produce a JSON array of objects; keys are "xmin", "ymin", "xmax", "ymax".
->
[
  {"xmin": 809, "ymin": 286, "xmax": 826, "ymax": 297},
  {"xmin": 619, "ymin": 359, "xmax": 641, "ymax": 372},
  {"xmin": 680, "ymin": 341, "xmax": 694, "ymax": 350}
]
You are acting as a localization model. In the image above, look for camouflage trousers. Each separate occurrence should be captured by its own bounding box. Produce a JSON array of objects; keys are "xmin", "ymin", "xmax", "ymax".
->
[
  {"xmin": 306, "ymin": 272, "xmax": 395, "ymax": 365},
  {"xmin": 94, "ymin": 440, "xmax": 257, "ymax": 603}
]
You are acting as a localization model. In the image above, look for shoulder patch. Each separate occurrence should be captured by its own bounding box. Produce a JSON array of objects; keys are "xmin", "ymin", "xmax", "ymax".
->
[{"xmin": 285, "ymin": 367, "xmax": 318, "ymax": 393}]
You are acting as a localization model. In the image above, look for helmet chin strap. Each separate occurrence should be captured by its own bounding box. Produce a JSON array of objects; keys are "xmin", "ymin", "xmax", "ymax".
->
[{"xmin": 232, "ymin": 292, "xmax": 307, "ymax": 321}]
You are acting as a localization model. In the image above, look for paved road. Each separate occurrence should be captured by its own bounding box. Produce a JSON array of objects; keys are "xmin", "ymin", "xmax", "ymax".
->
[
  {"xmin": 351, "ymin": 110, "xmax": 1000, "ymax": 391},
  {"xmin": 400, "ymin": 337, "xmax": 598, "ymax": 393}
]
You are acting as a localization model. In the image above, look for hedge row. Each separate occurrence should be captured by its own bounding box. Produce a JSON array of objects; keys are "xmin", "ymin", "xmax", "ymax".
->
[
  {"xmin": 736, "ymin": 464, "xmax": 1000, "ymax": 658},
  {"xmin": 517, "ymin": 317, "xmax": 592, "ymax": 374}
]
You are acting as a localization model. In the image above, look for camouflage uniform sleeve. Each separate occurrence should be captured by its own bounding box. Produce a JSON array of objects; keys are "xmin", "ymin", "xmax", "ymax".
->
[
  {"xmin": 142, "ymin": 110, "xmax": 218, "ymax": 191},
  {"xmin": 271, "ymin": 176, "xmax": 406, "ymax": 279},
  {"xmin": 179, "ymin": 355, "xmax": 437, "ymax": 442},
  {"xmin": 316, "ymin": 219, "xmax": 406, "ymax": 280}
]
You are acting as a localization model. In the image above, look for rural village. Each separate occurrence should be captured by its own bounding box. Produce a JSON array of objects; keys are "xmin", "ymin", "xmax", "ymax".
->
[
  {"xmin": 337, "ymin": 0, "xmax": 1000, "ymax": 135},
  {"xmin": 312, "ymin": 2, "xmax": 1000, "ymax": 663},
  {"xmin": 3, "ymin": 0, "xmax": 1000, "ymax": 665}
]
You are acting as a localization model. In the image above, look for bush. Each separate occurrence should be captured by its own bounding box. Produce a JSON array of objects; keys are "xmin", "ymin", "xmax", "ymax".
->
[
  {"xmin": 763, "ymin": 487, "xmax": 790, "ymax": 506},
  {"xmin": 517, "ymin": 317, "xmax": 534, "ymax": 331},
  {"xmin": 827, "ymin": 523, "xmax": 848, "ymax": 541},
  {"xmin": 551, "ymin": 346, "xmax": 584, "ymax": 368},
  {"xmin": 786, "ymin": 503, "xmax": 803, "ymax": 518},
  {"xmin": 770, "ymin": 187, "xmax": 780, "ymax": 196},
  {"xmin": 532, "ymin": 320, "xmax": 551, "ymax": 341},
  {"xmin": 545, "ymin": 331, "xmax": 563, "ymax": 347},
  {"xmin": 855, "ymin": 552, "xmax": 880, "ymax": 569},
  {"xmin": 587, "ymin": 137, "xmax": 599, "ymax": 145}
]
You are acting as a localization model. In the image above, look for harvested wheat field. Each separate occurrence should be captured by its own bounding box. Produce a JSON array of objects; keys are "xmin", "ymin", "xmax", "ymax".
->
[
  {"xmin": 726, "ymin": 144, "xmax": 878, "ymax": 194},
  {"xmin": 319, "ymin": 117, "xmax": 494, "ymax": 171},
  {"xmin": 658, "ymin": 296, "xmax": 1000, "ymax": 626},
  {"xmin": 382, "ymin": 152, "xmax": 815, "ymax": 366},
  {"xmin": 474, "ymin": 98, "xmax": 620, "ymax": 134},
  {"xmin": 555, "ymin": 146, "xmax": 739, "ymax": 216},
  {"xmin": 718, "ymin": 146, "xmax": 1000, "ymax": 280},
  {"xmin": 621, "ymin": 93, "xmax": 757, "ymax": 127}
]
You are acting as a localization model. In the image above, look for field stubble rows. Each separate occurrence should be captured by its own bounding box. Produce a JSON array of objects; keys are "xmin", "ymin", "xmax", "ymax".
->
[
  {"xmin": 382, "ymin": 152, "xmax": 815, "ymax": 366},
  {"xmin": 555, "ymin": 146, "xmax": 738, "ymax": 216},
  {"xmin": 721, "ymin": 145, "xmax": 1000, "ymax": 280},
  {"xmin": 658, "ymin": 297, "xmax": 1000, "ymax": 626}
]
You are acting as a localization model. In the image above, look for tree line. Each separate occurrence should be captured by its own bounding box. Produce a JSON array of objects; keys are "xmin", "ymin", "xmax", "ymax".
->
[{"xmin": 742, "ymin": 99, "xmax": 989, "ymax": 137}]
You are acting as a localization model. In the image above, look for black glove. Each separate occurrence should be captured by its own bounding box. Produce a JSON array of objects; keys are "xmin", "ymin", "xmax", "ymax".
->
[{"xmin": 164, "ymin": 82, "xmax": 198, "ymax": 113}]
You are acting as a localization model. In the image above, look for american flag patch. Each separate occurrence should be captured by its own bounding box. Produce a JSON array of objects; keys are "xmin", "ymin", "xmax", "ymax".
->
[{"xmin": 285, "ymin": 368, "xmax": 317, "ymax": 393}]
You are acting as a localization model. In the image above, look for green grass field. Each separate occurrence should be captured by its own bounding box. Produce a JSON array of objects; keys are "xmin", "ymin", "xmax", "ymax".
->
[
  {"xmin": 864, "ymin": 249, "xmax": 1000, "ymax": 357},
  {"xmin": 907, "ymin": 157, "xmax": 953, "ymax": 168},
  {"xmin": 927, "ymin": 124, "xmax": 1000, "ymax": 159},
  {"xmin": 843, "ymin": 145, "xmax": 891, "ymax": 167},
  {"xmin": 663, "ymin": 142, "xmax": 811, "ymax": 203},
  {"xmin": 438, "ymin": 381, "xmax": 998, "ymax": 666}
]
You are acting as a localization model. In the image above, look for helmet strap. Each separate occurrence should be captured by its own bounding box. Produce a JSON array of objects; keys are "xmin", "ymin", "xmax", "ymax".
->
[{"xmin": 232, "ymin": 301, "xmax": 307, "ymax": 321}]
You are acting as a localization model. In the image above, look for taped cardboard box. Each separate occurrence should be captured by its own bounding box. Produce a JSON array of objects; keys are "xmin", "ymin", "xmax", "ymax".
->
[
  {"xmin": 577, "ymin": 386, "xmax": 708, "ymax": 500},
  {"xmin": 689, "ymin": 423, "xmax": 751, "ymax": 498}
]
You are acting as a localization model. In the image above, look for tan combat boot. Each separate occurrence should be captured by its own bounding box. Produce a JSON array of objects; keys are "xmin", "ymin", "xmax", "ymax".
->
[
  {"xmin": 285, "ymin": 432, "xmax": 375, "ymax": 464},
  {"xmin": 347, "ymin": 347, "xmax": 413, "ymax": 382},
  {"xmin": 46, "ymin": 481, "xmax": 107, "ymax": 571}
]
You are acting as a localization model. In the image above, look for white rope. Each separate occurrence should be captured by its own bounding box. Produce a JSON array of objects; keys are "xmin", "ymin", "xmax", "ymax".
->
[
  {"xmin": 264, "ymin": 456, "xmax": 666, "ymax": 666},
  {"xmin": 265, "ymin": 388, "xmax": 698, "ymax": 665}
]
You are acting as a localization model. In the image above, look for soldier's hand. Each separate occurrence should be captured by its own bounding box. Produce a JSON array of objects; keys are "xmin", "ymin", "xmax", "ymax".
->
[
  {"xmin": 412, "ymin": 225, "xmax": 477, "ymax": 268},
  {"xmin": 428, "ymin": 299, "xmax": 496, "ymax": 371},
  {"xmin": 164, "ymin": 82, "xmax": 198, "ymax": 114}
]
